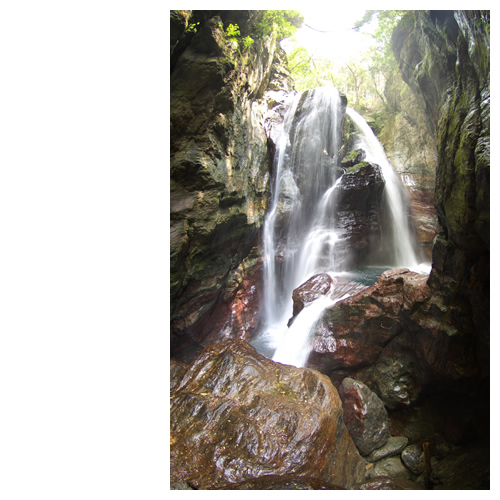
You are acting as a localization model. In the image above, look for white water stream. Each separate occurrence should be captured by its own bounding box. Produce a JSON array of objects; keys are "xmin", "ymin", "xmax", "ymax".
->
[
  {"xmin": 346, "ymin": 107, "xmax": 420, "ymax": 269},
  {"xmin": 253, "ymin": 87, "xmax": 427, "ymax": 368}
]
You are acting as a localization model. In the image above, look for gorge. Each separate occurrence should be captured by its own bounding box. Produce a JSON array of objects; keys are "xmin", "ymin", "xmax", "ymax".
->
[{"xmin": 170, "ymin": 10, "xmax": 489, "ymax": 490}]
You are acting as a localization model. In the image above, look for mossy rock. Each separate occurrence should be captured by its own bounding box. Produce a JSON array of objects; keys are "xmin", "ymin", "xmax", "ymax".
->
[{"xmin": 341, "ymin": 149, "xmax": 366, "ymax": 169}]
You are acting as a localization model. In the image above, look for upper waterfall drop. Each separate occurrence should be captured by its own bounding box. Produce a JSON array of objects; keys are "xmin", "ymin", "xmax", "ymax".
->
[{"xmin": 253, "ymin": 87, "xmax": 426, "ymax": 368}]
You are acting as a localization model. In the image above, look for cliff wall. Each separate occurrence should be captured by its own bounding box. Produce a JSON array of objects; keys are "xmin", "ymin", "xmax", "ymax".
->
[
  {"xmin": 392, "ymin": 10, "xmax": 489, "ymax": 373},
  {"xmin": 170, "ymin": 11, "xmax": 293, "ymax": 357}
]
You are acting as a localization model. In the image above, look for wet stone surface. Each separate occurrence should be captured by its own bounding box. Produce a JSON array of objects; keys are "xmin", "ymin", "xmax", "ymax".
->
[
  {"xmin": 170, "ymin": 339, "xmax": 366, "ymax": 489},
  {"xmin": 338, "ymin": 377, "xmax": 390, "ymax": 456}
]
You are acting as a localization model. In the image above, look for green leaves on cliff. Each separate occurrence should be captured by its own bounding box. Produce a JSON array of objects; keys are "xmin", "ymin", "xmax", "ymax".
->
[
  {"xmin": 224, "ymin": 23, "xmax": 254, "ymax": 50},
  {"xmin": 186, "ymin": 21, "xmax": 200, "ymax": 33},
  {"xmin": 219, "ymin": 21, "xmax": 255, "ymax": 54},
  {"xmin": 220, "ymin": 11, "xmax": 302, "ymax": 55}
]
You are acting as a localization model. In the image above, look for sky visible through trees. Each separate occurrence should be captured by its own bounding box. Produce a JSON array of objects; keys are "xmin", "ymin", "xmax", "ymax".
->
[{"xmin": 280, "ymin": 9, "xmax": 406, "ymax": 114}]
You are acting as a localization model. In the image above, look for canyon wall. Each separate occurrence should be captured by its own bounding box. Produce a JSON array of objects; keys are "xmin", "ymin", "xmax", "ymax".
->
[{"xmin": 392, "ymin": 10, "xmax": 490, "ymax": 373}]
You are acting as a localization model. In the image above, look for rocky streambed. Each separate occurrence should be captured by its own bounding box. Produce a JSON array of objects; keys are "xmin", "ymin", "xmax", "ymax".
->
[{"xmin": 171, "ymin": 269, "xmax": 489, "ymax": 490}]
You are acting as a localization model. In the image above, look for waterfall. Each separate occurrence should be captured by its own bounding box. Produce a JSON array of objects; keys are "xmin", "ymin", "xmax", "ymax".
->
[
  {"xmin": 346, "ymin": 107, "xmax": 419, "ymax": 268},
  {"xmin": 253, "ymin": 87, "xmax": 425, "ymax": 367}
]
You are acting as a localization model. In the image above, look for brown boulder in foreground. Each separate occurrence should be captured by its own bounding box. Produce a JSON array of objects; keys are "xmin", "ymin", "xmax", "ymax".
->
[{"xmin": 170, "ymin": 339, "xmax": 366, "ymax": 489}]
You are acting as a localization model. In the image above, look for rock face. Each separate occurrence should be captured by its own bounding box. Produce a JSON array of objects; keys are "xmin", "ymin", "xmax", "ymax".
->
[
  {"xmin": 392, "ymin": 11, "xmax": 490, "ymax": 376},
  {"xmin": 170, "ymin": 339, "xmax": 367, "ymax": 489},
  {"xmin": 170, "ymin": 11, "xmax": 294, "ymax": 358},
  {"xmin": 334, "ymin": 160, "xmax": 388, "ymax": 267}
]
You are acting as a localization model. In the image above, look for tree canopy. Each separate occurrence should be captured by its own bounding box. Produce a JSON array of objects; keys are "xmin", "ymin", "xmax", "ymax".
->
[{"xmin": 286, "ymin": 10, "xmax": 409, "ymax": 114}]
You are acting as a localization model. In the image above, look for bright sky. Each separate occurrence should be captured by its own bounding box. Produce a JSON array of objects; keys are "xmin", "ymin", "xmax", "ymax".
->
[{"xmin": 281, "ymin": 7, "xmax": 376, "ymax": 66}]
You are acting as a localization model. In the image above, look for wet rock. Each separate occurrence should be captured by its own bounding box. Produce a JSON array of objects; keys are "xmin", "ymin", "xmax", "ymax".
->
[
  {"xmin": 406, "ymin": 182, "xmax": 437, "ymax": 261},
  {"xmin": 217, "ymin": 475, "xmax": 345, "ymax": 490},
  {"xmin": 365, "ymin": 436, "xmax": 409, "ymax": 462},
  {"xmin": 338, "ymin": 377, "xmax": 390, "ymax": 456},
  {"xmin": 291, "ymin": 273, "xmax": 334, "ymax": 318},
  {"xmin": 309, "ymin": 268, "xmax": 430, "ymax": 373},
  {"xmin": 362, "ymin": 337, "xmax": 430, "ymax": 410},
  {"xmin": 368, "ymin": 456, "xmax": 412, "ymax": 481},
  {"xmin": 333, "ymin": 161, "xmax": 387, "ymax": 267},
  {"xmin": 170, "ymin": 339, "xmax": 366, "ymax": 489},
  {"xmin": 353, "ymin": 476, "xmax": 424, "ymax": 490},
  {"xmin": 401, "ymin": 444, "xmax": 424, "ymax": 475},
  {"xmin": 170, "ymin": 358, "xmax": 188, "ymax": 390},
  {"xmin": 201, "ymin": 250, "xmax": 264, "ymax": 346},
  {"xmin": 290, "ymin": 274, "xmax": 367, "ymax": 321},
  {"xmin": 422, "ymin": 440, "xmax": 489, "ymax": 490}
]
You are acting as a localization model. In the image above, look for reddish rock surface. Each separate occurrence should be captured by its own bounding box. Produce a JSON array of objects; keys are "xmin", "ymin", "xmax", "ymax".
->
[
  {"xmin": 170, "ymin": 339, "xmax": 367, "ymax": 489},
  {"xmin": 201, "ymin": 259, "xmax": 263, "ymax": 346},
  {"xmin": 308, "ymin": 268, "xmax": 431, "ymax": 373},
  {"xmin": 291, "ymin": 274, "xmax": 368, "ymax": 321},
  {"xmin": 216, "ymin": 475, "xmax": 346, "ymax": 489},
  {"xmin": 339, "ymin": 377, "xmax": 390, "ymax": 456},
  {"xmin": 406, "ymin": 180, "xmax": 437, "ymax": 261}
]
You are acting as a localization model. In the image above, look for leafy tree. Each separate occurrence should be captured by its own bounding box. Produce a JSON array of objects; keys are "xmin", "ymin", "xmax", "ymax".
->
[
  {"xmin": 284, "ymin": 10, "xmax": 409, "ymax": 114},
  {"xmin": 353, "ymin": 11, "xmax": 408, "ymax": 110},
  {"xmin": 252, "ymin": 10, "xmax": 304, "ymax": 41}
]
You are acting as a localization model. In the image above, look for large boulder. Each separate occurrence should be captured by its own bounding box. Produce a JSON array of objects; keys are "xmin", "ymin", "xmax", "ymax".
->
[
  {"xmin": 170, "ymin": 339, "xmax": 367, "ymax": 489},
  {"xmin": 338, "ymin": 377, "xmax": 390, "ymax": 456},
  {"xmin": 333, "ymin": 161, "xmax": 387, "ymax": 267},
  {"xmin": 308, "ymin": 268, "xmax": 431, "ymax": 374}
]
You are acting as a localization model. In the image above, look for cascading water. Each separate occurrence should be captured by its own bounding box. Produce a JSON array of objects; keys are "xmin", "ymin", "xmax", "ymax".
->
[
  {"xmin": 255, "ymin": 87, "xmax": 345, "ymax": 363},
  {"xmin": 253, "ymin": 87, "xmax": 426, "ymax": 368},
  {"xmin": 346, "ymin": 107, "xmax": 419, "ymax": 269}
]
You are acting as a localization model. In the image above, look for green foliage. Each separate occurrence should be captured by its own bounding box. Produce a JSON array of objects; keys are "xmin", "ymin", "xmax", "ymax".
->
[
  {"xmin": 252, "ymin": 10, "xmax": 304, "ymax": 41},
  {"xmin": 186, "ymin": 21, "xmax": 200, "ymax": 33},
  {"xmin": 241, "ymin": 36, "xmax": 254, "ymax": 49},
  {"xmin": 219, "ymin": 22, "xmax": 255, "ymax": 55},
  {"xmin": 225, "ymin": 23, "xmax": 240, "ymax": 39},
  {"xmin": 286, "ymin": 11, "xmax": 409, "ymax": 116}
]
